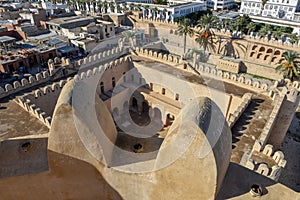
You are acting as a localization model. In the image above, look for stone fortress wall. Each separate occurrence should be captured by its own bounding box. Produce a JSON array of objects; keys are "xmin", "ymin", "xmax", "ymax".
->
[
  {"xmin": 0, "ymin": 46, "xmax": 127, "ymax": 101},
  {"xmin": 133, "ymin": 46, "xmax": 300, "ymax": 181},
  {"xmin": 15, "ymin": 80, "xmax": 70, "ymax": 128},
  {"xmin": 245, "ymin": 143, "xmax": 287, "ymax": 181},
  {"xmin": 132, "ymin": 16, "xmax": 300, "ymax": 80},
  {"xmin": 0, "ymin": 23, "xmax": 299, "ymax": 184}
]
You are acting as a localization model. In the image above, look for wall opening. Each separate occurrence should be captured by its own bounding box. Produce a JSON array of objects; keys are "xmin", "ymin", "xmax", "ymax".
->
[{"xmin": 100, "ymin": 82, "xmax": 104, "ymax": 93}]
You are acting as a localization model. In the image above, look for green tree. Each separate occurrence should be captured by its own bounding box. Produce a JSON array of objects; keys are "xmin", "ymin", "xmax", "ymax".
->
[
  {"xmin": 97, "ymin": 0, "xmax": 103, "ymax": 13},
  {"xmin": 129, "ymin": 3, "xmax": 134, "ymax": 11},
  {"xmin": 289, "ymin": 33, "xmax": 299, "ymax": 45},
  {"xmin": 122, "ymin": 2, "xmax": 128, "ymax": 11},
  {"xmin": 258, "ymin": 25, "xmax": 271, "ymax": 38},
  {"xmin": 196, "ymin": 14, "xmax": 216, "ymax": 53},
  {"xmin": 116, "ymin": 2, "xmax": 122, "ymax": 13},
  {"xmin": 222, "ymin": 18, "xmax": 231, "ymax": 31},
  {"xmin": 246, "ymin": 22, "xmax": 256, "ymax": 35},
  {"xmin": 144, "ymin": 5, "xmax": 150, "ymax": 18},
  {"xmin": 272, "ymin": 29, "xmax": 282, "ymax": 41},
  {"xmin": 103, "ymin": 0, "xmax": 108, "ymax": 13},
  {"xmin": 177, "ymin": 18, "xmax": 194, "ymax": 55},
  {"xmin": 276, "ymin": 51, "xmax": 299, "ymax": 81},
  {"xmin": 162, "ymin": 8, "xmax": 168, "ymax": 21},
  {"xmin": 109, "ymin": 1, "xmax": 115, "ymax": 13},
  {"xmin": 152, "ymin": 7, "xmax": 159, "ymax": 19},
  {"xmin": 232, "ymin": 15, "xmax": 252, "ymax": 33}
]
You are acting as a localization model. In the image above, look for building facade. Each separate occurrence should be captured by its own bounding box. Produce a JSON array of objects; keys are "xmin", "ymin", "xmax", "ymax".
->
[
  {"xmin": 206, "ymin": 0, "xmax": 234, "ymax": 10},
  {"xmin": 240, "ymin": 0, "xmax": 300, "ymax": 21},
  {"xmin": 137, "ymin": 2, "xmax": 206, "ymax": 22}
]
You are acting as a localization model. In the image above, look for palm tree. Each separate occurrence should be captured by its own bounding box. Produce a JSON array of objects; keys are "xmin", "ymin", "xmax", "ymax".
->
[
  {"xmin": 103, "ymin": 1, "xmax": 108, "ymax": 13},
  {"xmin": 197, "ymin": 14, "xmax": 218, "ymax": 29},
  {"xmin": 258, "ymin": 25, "xmax": 271, "ymax": 38},
  {"xmin": 92, "ymin": 0, "xmax": 97, "ymax": 12},
  {"xmin": 152, "ymin": 7, "xmax": 159, "ymax": 19},
  {"xmin": 272, "ymin": 29, "xmax": 282, "ymax": 41},
  {"xmin": 246, "ymin": 22, "xmax": 256, "ymax": 35},
  {"xmin": 162, "ymin": 8, "xmax": 167, "ymax": 21},
  {"xmin": 116, "ymin": 2, "xmax": 122, "ymax": 13},
  {"xmin": 122, "ymin": 2, "xmax": 128, "ymax": 12},
  {"xmin": 137, "ymin": 4, "xmax": 142, "ymax": 11},
  {"xmin": 222, "ymin": 18, "xmax": 231, "ymax": 32},
  {"xmin": 97, "ymin": 0, "xmax": 103, "ymax": 13},
  {"xmin": 196, "ymin": 14, "xmax": 216, "ymax": 53},
  {"xmin": 129, "ymin": 3, "xmax": 134, "ymax": 11},
  {"xmin": 144, "ymin": 5, "xmax": 150, "ymax": 18},
  {"xmin": 121, "ymin": 31, "xmax": 138, "ymax": 48},
  {"xmin": 289, "ymin": 33, "xmax": 299, "ymax": 45},
  {"xmin": 177, "ymin": 18, "xmax": 194, "ymax": 55},
  {"xmin": 276, "ymin": 51, "xmax": 299, "ymax": 81},
  {"xmin": 195, "ymin": 29, "xmax": 215, "ymax": 54},
  {"xmin": 109, "ymin": 1, "xmax": 115, "ymax": 13}
]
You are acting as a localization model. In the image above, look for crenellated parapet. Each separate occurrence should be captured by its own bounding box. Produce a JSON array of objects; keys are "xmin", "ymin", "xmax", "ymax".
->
[
  {"xmin": 227, "ymin": 93, "xmax": 252, "ymax": 128},
  {"xmin": 245, "ymin": 143, "xmax": 286, "ymax": 181},
  {"xmin": 0, "ymin": 71, "xmax": 51, "ymax": 100},
  {"xmin": 14, "ymin": 79, "xmax": 69, "ymax": 128},
  {"xmin": 74, "ymin": 56, "xmax": 132, "ymax": 82},
  {"xmin": 74, "ymin": 46, "xmax": 128, "ymax": 70},
  {"xmin": 190, "ymin": 60, "xmax": 272, "ymax": 93},
  {"xmin": 135, "ymin": 47, "xmax": 182, "ymax": 65},
  {"xmin": 254, "ymin": 94, "xmax": 285, "ymax": 151},
  {"xmin": 133, "ymin": 15, "xmax": 300, "ymax": 50}
]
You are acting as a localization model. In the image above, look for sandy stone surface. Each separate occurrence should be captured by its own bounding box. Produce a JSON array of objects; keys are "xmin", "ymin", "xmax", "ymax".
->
[
  {"xmin": 0, "ymin": 99, "xmax": 49, "ymax": 140},
  {"xmin": 279, "ymin": 114, "xmax": 300, "ymax": 192}
]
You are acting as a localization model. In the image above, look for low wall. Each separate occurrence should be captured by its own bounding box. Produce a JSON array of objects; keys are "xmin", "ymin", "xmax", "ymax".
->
[
  {"xmin": 74, "ymin": 46, "xmax": 128, "ymax": 71},
  {"xmin": 15, "ymin": 79, "xmax": 70, "ymax": 128},
  {"xmin": 254, "ymin": 94, "xmax": 285, "ymax": 151},
  {"xmin": 0, "ymin": 71, "xmax": 51, "ymax": 99},
  {"xmin": 245, "ymin": 143, "xmax": 286, "ymax": 181},
  {"xmin": 227, "ymin": 93, "xmax": 252, "ymax": 128}
]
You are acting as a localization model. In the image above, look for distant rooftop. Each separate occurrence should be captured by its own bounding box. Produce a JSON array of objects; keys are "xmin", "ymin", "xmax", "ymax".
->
[{"xmin": 0, "ymin": 36, "xmax": 15, "ymax": 43}]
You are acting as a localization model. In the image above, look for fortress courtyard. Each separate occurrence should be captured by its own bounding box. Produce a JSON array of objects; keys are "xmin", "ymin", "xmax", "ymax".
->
[{"xmin": 0, "ymin": 16, "xmax": 299, "ymax": 199}]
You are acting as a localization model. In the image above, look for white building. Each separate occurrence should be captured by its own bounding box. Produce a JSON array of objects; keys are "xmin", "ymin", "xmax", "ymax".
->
[
  {"xmin": 135, "ymin": 2, "xmax": 206, "ymax": 22},
  {"xmin": 240, "ymin": 0, "xmax": 300, "ymax": 21},
  {"xmin": 206, "ymin": 0, "xmax": 234, "ymax": 10},
  {"xmin": 41, "ymin": 0, "xmax": 68, "ymax": 16}
]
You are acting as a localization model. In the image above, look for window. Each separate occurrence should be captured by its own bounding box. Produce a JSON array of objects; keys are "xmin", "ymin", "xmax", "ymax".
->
[
  {"xmin": 162, "ymin": 88, "xmax": 165, "ymax": 95},
  {"xmin": 175, "ymin": 94, "xmax": 179, "ymax": 101}
]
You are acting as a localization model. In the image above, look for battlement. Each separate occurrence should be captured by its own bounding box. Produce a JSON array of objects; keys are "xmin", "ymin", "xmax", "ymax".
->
[
  {"xmin": 245, "ymin": 143, "xmax": 286, "ymax": 181},
  {"xmin": 0, "ymin": 56, "xmax": 77, "ymax": 100},
  {"xmin": 254, "ymin": 94, "xmax": 285, "ymax": 151},
  {"xmin": 0, "ymin": 71, "xmax": 51, "ymax": 100},
  {"xmin": 48, "ymin": 57, "xmax": 71, "ymax": 75},
  {"xmin": 227, "ymin": 93, "xmax": 253, "ymax": 128},
  {"xmin": 74, "ymin": 46, "xmax": 128, "ymax": 70},
  {"xmin": 15, "ymin": 79, "xmax": 71, "ymax": 128},
  {"xmin": 135, "ymin": 16, "xmax": 300, "ymax": 50},
  {"xmin": 74, "ymin": 55, "xmax": 132, "ymax": 82},
  {"xmin": 135, "ymin": 47, "xmax": 182, "ymax": 65}
]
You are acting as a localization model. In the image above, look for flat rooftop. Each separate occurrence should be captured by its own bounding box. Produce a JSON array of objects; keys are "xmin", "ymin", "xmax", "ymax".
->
[
  {"xmin": 0, "ymin": 36, "xmax": 16, "ymax": 43},
  {"xmin": 0, "ymin": 99, "xmax": 49, "ymax": 140},
  {"xmin": 47, "ymin": 16, "xmax": 94, "ymax": 25}
]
